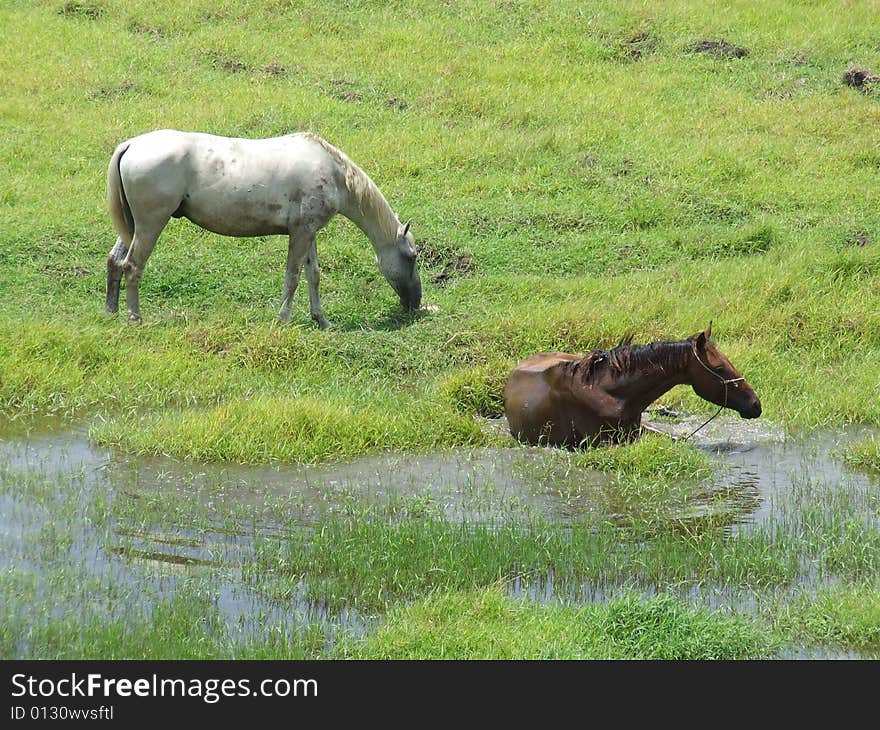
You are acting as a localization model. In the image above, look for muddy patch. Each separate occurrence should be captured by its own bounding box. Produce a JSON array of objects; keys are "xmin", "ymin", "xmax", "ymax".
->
[
  {"xmin": 204, "ymin": 50, "xmax": 249, "ymax": 73},
  {"xmin": 431, "ymin": 252, "xmax": 475, "ymax": 286},
  {"xmin": 201, "ymin": 50, "xmax": 289, "ymax": 77},
  {"xmin": 262, "ymin": 64, "xmax": 288, "ymax": 77},
  {"xmin": 417, "ymin": 240, "xmax": 476, "ymax": 286},
  {"xmin": 128, "ymin": 20, "xmax": 166, "ymax": 38},
  {"xmin": 385, "ymin": 97, "xmax": 409, "ymax": 111},
  {"xmin": 843, "ymin": 67, "xmax": 879, "ymax": 93},
  {"xmin": 844, "ymin": 228, "xmax": 871, "ymax": 247},
  {"xmin": 329, "ymin": 78, "xmax": 364, "ymax": 103},
  {"xmin": 688, "ymin": 39, "xmax": 749, "ymax": 59},
  {"xmin": 58, "ymin": 2, "xmax": 103, "ymax": 20},
  {"xmin": 86, "ymin": 82, "xmax": 138, "ymax": 101},
  {"xmin": 619, "ymin": 31, "xmax": 659, "ymax": 61}
]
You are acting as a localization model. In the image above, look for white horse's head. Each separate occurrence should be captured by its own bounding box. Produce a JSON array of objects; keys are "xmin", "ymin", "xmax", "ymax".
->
[{"xmin": 377, "ymin": 220, "xmax": 422, "ymax": 310}]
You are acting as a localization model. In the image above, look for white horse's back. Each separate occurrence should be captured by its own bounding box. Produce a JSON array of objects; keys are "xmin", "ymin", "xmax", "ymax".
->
[{"xmin": 117, "ymin": 130, "xmax": 344, "ymax": 237}]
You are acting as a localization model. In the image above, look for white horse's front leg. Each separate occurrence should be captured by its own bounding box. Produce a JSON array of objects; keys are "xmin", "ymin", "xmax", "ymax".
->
[
  {"xmin": 304, "ymin": 236, "xmax": 330, "ymax": 329},
  {"xmin": 278, "ymin": 231, "xmax": 310, "ymax": 323}
]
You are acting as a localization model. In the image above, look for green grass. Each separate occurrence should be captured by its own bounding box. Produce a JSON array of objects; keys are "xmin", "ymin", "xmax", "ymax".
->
[
  {"xmin": 90, "ymin": 393, "xmax": 491, "ymax": 463},
  {"xmin": 773, "ymin": 581, "xmax": 880, "ymax": 654},
  {"xmin": 842, "ymin": 436, "xmax": 880, "ymax": 473},
  {"xmin": 340, "ymin": 587, "xmax": 778, "ymax": 659},
  {"xmin": 571, "ymin": 432, "xmax": 714, "ymax": 482}
]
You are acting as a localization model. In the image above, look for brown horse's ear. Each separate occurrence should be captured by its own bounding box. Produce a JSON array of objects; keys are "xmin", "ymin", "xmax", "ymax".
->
[{"xmin": 695, "ymin": 321, "xmax": 713, "ymax": 350}]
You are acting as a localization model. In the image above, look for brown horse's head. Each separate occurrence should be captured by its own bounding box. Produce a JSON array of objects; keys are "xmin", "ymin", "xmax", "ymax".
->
[{"xmin": 687, "ymin": 324, "xmax": 762, "ymax": 419}]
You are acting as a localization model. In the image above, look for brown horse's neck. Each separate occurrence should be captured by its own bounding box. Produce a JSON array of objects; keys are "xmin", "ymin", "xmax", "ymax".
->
[{"xmin": 600, "ymin": 340, "xmax": 693, "ymax": 416}]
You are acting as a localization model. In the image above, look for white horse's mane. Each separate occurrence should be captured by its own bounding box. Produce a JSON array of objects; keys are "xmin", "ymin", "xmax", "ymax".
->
[{"xmin": 297, "ymin": 132, "xmax": 399, "ymax": 240}]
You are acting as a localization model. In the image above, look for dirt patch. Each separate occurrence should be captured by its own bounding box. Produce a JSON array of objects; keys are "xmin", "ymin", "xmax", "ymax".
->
[
  {"xmin": 262, "ymin": 64, "xmax": 288, "ymax": 77},
  {"xmin": 221, "ymin": 59, "xmax": 248, "ymax": 73},
  {"xmin": 58, "ymin": 2, "xmax": 102, "ymax": 20},
  {"xmin": 40, "ymin": 264, "xmax": 92, "ymax": 278},
  {"xmin": 615, "ymin": 157, "xmax": 636, "ymax": 176},
  {"xmin": 386, "ymin": 97, "xmax": 409, "ymax": 111},
  {"xmin": 330, "ymin": 78, "xmax": 364, "ymax": 103},
  {"xmin": 204, "ymin": 51, "xmax": 249, "ymax": 73},
  {"xmin": 688, "ymin": 39, "xmax": 749, "ymax": 59},
  {"xmin": 128, "ymin": 20, "xmax": 165, "ymax": 38},
  {"xmin": 86, "ymin": 82, "xmax": 137, "ymax": 100},
  {"xmin": 844, "ymin": 228, "xmax": 871, "ymax": 247},
  {"xmin": 417, "ymin": 241, "xmax": 476, "ymax": 286},
  {"xmin": 788, "ymin": 50, "xmax": 811, "ymax": 66},
  {"xmin": 843, "ymin": 67, "xmax": 879, "ymax": 92},
  {"xmin": 432, "ymin": 253, "xmax": 475, "ymax": 286},
  {"xmin": 619, "ymin": 31, "xmax": 659, "ymax": 61}
]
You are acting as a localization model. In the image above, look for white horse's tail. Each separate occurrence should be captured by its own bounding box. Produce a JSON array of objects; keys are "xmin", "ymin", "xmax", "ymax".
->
[{"xmin": 107, "ymin": 142, "xmax": 134, "ymax": 246}]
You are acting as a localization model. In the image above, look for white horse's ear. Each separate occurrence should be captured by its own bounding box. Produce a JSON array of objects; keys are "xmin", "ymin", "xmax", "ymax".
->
[{"xmin": 401, "ymin": 219, "xmax": 412, "ymax": 237}]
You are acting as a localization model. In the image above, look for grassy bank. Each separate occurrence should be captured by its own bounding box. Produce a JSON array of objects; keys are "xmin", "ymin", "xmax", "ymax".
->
[{"xmin": 2, "ymin": 0, "xmax": 880, "ymax": 462}]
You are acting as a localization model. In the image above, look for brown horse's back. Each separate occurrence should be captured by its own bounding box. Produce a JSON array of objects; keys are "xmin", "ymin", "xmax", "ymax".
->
[{"xmin": 504, "ymin": 352, "xmax": 591, "ymax": 446}]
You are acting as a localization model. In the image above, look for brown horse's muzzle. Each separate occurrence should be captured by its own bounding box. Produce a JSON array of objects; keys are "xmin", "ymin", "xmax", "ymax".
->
[{"xmin": 739, "ymin": 396, "xmax": 762, "ymax": 419}]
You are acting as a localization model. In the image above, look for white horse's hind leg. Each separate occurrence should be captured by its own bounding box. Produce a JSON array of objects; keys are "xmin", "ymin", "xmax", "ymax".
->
[
  {"xmin": 278, "ymin": 230, "xmax": 311, "ymax": 323},
  {"xmin": 304, "ymin": 236, "xmax": 330, "ymax": 329},
  {"xmin": 105, "ymin": 237, "xmax": 128, "ymax": 314},
  {"xmin": 122, "ymin": 224, "xmax": 165, "ymax": 322}
]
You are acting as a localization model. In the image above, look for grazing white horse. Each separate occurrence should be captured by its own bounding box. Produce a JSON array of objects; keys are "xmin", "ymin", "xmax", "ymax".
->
[{"xmin": 105, "ymin": 129, "xmax": 422, "ymax": 326}]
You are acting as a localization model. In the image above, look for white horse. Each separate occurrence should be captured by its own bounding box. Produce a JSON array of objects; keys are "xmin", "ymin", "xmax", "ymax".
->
[{"xmin": 105, "ymin": 129, "xmax": 422, "ymax": 327}]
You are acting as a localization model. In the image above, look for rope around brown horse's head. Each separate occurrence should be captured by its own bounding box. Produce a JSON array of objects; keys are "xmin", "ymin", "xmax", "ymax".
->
[{"xmin": 680, "ymin": 344, "xmax": 745, "ymax": 442}]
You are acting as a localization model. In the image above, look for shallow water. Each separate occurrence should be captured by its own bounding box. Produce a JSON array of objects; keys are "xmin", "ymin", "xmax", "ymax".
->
[{"xmin": 1, "ymin": 414, "xmax": 877, "ymax": 658}]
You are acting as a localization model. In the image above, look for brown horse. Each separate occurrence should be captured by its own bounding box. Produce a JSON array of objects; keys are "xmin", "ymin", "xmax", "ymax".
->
[{"xmin": 503, "ymin": 324, "xmax": 761, "ymax": 447}]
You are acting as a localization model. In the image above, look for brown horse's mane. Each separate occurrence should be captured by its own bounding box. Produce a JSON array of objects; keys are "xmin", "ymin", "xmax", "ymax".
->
[{"xmin": 574, "ymin": 335, "xmax": 695, "ymax": 383}]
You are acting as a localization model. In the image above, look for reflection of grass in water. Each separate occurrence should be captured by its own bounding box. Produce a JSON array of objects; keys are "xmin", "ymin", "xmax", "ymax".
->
[
  {"xmin": 0, "ymin": 460, "xmax": 331, "ymax": 659},
  {"xmin": 0, "ymin": 568, "xmax": 327, "ymax": 659},
  {"xmin": 4, "ymin": 439, "xmax": 880, "ymax": 658},
  {"xmin": 248, "ymin": 515, "xmax": 807, "ymax": 613},
  {"xmin": 511, "ymin": 435, "xmax": 730, "ymax": 529}
]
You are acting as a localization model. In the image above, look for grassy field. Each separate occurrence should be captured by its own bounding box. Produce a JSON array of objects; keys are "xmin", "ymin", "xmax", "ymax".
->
[{"xmin": 2, "ymin": 0, "xmax": 880, "ymax": 659}]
